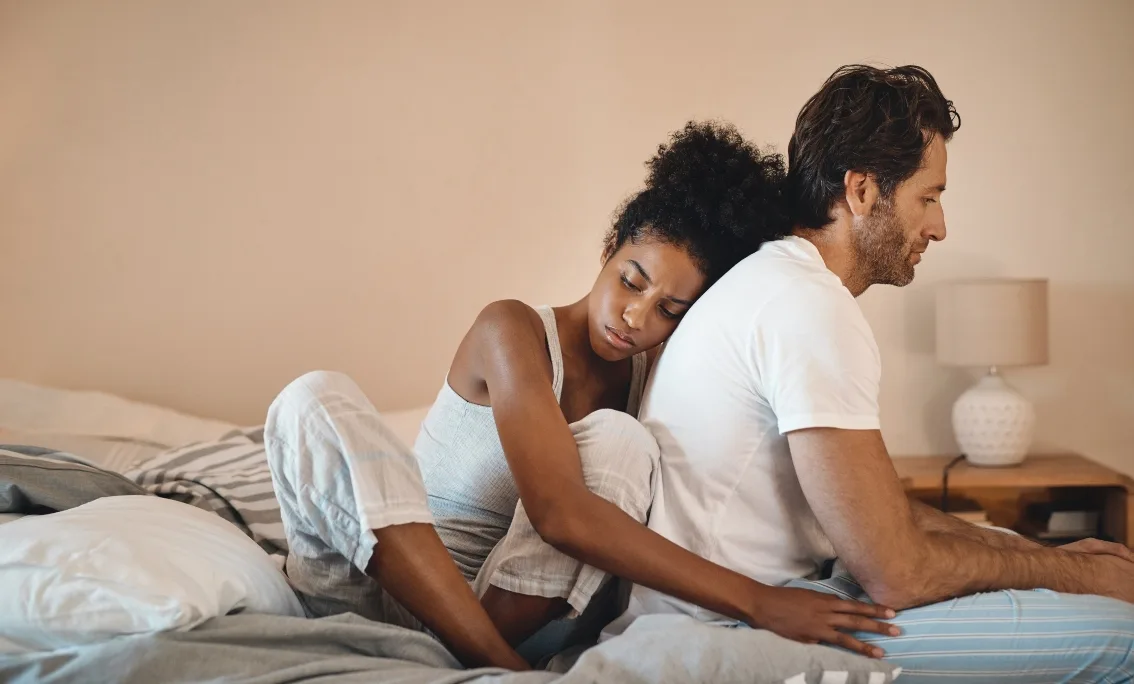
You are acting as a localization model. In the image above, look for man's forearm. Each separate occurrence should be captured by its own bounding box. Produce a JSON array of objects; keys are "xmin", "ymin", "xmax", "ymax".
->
[
  {"xmin": 867, "ymin": 517, "xmax": 1094, "ymax": 610},
  {"xmin": 879, "ymin": 500, "xmax": 1089, "ymax": 608},
  {"xmin": 908, "ymin": 498, "xmax": 1042, "ymax": 551},
  {"xmin": 905, "ymin": 531, "xmax": 1092, "ymax": 607}
]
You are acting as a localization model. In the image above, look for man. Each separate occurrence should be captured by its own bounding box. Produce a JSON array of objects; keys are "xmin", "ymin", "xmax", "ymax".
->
[{"xmin": 616, "ymin": 65, "xmax": 1134, "ymax": 680}]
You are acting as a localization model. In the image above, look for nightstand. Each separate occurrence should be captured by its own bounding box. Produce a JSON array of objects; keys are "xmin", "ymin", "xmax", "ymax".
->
[{"xmin": 893, "ymin": 453, "xmax": 1134, "ymax": 546}]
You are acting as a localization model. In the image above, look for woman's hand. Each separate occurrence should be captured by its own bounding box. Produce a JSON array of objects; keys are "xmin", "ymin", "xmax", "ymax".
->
[{"xmin": 746, "ymin": 586, "xmax": 900, "ymax": 659}]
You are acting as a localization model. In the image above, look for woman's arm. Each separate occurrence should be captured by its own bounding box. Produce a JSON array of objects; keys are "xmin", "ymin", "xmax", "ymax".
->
[{"xmin": 466, "ymin": 301, "xmax": 896, "ymax": 658}]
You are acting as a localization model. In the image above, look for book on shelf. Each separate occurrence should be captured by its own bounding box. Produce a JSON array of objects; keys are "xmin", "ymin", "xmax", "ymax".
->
[
  {"xmin": 939, "ymin": 495, "xmax": 992, "ymax": 527},
  {"xmin": 950, "ymin": 509, "xmax": 992, "ymax": 526},
  {"xmin": 1020, "ymin": 503, "xmax": 1103, "ymax": 543}
]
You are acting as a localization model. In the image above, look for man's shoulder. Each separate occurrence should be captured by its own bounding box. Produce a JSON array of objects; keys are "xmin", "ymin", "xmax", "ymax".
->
[
  {"xmin": 717, "ymin": 239, "xmax": 845, "ymax": 297},
  {"xmin": 711, "ymin": 261, "xmax": 855, "ymax": 326},
  {"xmin": 673, "ymin": 245, "xmax": 857, "ymax": 350}
]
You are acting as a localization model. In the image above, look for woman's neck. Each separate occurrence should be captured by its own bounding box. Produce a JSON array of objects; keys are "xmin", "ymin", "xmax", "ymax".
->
[{"xmin": 553, "ymin": 296, "xmax": 610, "ymax": 368}]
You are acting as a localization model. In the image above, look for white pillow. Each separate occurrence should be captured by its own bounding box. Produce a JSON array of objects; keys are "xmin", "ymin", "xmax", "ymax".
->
[{"xmin": 0, "ymin": 496, "xmax": 303, "ymax": 654}]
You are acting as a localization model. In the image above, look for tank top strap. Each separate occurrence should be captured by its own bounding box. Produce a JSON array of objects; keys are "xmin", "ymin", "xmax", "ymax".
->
[{"xmin": 534, "ymin": 305, "xmax": 565, "ymax": 403}]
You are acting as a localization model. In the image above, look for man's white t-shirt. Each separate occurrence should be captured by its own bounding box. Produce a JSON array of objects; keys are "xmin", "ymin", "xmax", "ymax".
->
[{"xmin": 623, "ymin": 235, "xmax": 882, "ymax": 624}]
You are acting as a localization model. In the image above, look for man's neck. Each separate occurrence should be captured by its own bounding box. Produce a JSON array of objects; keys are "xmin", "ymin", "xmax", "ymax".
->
[{"xmin": 790, "ymin": 223, "xmax": 869, "ymax": 297}]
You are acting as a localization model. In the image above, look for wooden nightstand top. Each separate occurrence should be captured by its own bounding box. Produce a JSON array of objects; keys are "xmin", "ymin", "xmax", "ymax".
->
[{"xmin": 893, "ymin": 453, "xmax": 1134, "ymax": 491}]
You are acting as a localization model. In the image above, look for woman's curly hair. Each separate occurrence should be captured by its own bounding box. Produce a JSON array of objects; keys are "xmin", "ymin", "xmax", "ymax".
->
[{"xmin": 602, "ymin": 120, "xmax": 789, "ymax": 286}]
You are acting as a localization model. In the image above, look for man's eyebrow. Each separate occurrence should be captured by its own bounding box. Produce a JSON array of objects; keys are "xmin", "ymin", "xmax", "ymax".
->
[{"xmin": 629, "ymin": 260, "xmax": 652, "ymax": 285}]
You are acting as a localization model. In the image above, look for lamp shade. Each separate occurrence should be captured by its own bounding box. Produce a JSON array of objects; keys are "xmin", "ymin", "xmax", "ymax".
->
[{"xmin": 936, "ymin": 278, "xmax": 1049, "ymax": 367}]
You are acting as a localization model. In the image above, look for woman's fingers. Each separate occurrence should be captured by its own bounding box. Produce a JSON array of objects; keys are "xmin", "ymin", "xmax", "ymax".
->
[
  {"xmin": 829, "ymin": 613, "xmax": 901, "ymax": 637},
  {"xmin": 833, "ymin": 598, "xmax": 897, "ymax": 619},
  {"xmin": 826, "ymin": 630, "xmax": 886, "ymax": 659}
]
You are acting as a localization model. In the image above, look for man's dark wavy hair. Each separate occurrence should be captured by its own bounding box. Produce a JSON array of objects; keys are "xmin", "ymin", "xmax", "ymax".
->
[{"xmin": 788, "ymin": 64, "xmax": 961, "ymax": 229}]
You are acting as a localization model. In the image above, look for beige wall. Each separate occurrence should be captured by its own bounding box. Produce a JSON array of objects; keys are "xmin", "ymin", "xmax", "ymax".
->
[{"xmin": 2, "ymin": 0, "xmax": 1132, "ymax": 472}]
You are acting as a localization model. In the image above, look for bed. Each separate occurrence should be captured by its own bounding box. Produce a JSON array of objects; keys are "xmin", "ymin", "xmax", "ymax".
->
[{"xmin": 0, "ymin": 378, "xmax": 901, "ymax": 683}]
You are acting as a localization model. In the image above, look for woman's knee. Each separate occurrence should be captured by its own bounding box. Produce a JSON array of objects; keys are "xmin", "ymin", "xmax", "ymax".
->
[
  {"xmin": 570, "ymin": 409, "xmax": 658, "ymax": 520},
  {"xmin": 265, "ymin": 370, "xmax": 369, "ymax": 474},
  {"xmin": 272, "ymin": 370, "xmax": 362, "ymax": 413},
  {"xmin": 267, "ymin": 370, "xmax": 364, "ymax": 431},
  {"xmin": 572, "ymin": 409, "xmax": 659, "ymax": 468}
]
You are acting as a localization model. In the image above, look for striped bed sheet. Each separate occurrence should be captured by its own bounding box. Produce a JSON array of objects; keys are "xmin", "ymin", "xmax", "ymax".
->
[{"xmin": 124, "ymin": 427, "xmax": 288, "ymax": 561}]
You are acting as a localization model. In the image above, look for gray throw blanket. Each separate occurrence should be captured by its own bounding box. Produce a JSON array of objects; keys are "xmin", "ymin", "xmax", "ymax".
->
[{"xmin": 0, "ymin": 613, "xmax": 901, "ymax": 684}]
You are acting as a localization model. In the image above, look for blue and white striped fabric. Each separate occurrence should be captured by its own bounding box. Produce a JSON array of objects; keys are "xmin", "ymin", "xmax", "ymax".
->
[
  {"xmin": 788, "ymin": 568, "xmax": 1134, "ymax": 683},
  {"xmin": 124, "ymin": 427, "xmax": 289, "ymax": 561}
]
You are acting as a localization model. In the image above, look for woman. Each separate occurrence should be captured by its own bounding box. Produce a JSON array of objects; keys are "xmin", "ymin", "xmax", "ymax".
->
[{"xmin": 264, "ymin": 122, "xmax": 896, "ymax": 671}]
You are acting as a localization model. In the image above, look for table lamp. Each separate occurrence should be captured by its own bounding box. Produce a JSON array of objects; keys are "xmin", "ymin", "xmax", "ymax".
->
[{"xmin": 935, "ymin": 278, "xmax": 1049, "ymax": 467}]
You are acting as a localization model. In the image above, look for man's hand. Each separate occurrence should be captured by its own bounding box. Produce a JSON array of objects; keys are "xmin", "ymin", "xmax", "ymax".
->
[
  {"xmin": 748, "ymin": 586, "xmax": 900, "ymax": 659},
  {"xmin": 1079, "ymin": 554, "xmax": 1134, "ymax": 604},
  {"xmin": 1054, "ymin": 539, "xmax": 1134, "ymax": 605},
  {"xmin": 1059, "ymin": 538, "xmax": 1134, "ymax": 563}
]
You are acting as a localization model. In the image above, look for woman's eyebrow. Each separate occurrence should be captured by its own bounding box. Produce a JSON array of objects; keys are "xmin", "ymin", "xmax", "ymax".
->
[
  {"xmin": 628, "ymin": 260, "xmax": 652, "ymax": 285},
  {"xmin": 629, "ymin": 259, "xmax": 693, "ymax": 305}
]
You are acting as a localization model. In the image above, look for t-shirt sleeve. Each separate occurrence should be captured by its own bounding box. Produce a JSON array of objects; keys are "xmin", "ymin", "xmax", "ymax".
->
[{"xmin": 751, "ymin": 279, "xmax": 882, "ymax": 435}]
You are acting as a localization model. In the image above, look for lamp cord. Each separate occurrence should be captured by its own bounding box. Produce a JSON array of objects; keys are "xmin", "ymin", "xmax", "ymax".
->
[{"xmin": 941, "ymin": 454, "xmax": 968, "ymax": 513}]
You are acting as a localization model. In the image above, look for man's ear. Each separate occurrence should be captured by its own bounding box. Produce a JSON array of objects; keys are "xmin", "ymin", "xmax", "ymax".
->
[{"xmin": 843, "ymin": 170, "xmax": 881, "ymax": 218}]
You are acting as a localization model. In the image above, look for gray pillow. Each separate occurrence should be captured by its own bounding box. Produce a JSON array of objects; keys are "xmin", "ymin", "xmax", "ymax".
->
[
  {"xmin": 552, "ymin": 614, "xmax": 901, "ymax": 684},
  {"xmin": 0, "ymin": 446, "xmax": 147, "ymax": 514}
]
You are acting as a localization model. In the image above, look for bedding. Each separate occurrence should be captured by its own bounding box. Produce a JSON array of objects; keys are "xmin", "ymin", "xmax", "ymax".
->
[
  {"xmin": 0, "ymin": 495, "xmax": 303, "ymax": 655},
  {"xmin": 0, "ymin": 430, "xmax": 164, "ymax": 473},
  {"xmin": 124, "ymin": 429, "xmax": 288, "ymax": 559},
  {"xmin": 0, "ymin": 445, "xmax": 148, "ymax": 514},
  {"xmin": 0, "ymin": 389, "xmax": 901, "ymax": 682},
  {"xmin": 0, "ymin": 378, "xmax": 240, "ymax": 450},
  {"xmin": 0, "ymin": 612, "xmax": 902, "ymax": 684}
]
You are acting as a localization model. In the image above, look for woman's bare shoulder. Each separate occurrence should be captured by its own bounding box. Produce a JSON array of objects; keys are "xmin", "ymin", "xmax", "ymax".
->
[{"xmin": 471, "ymin": 299, "xmax": 544, "ymax": 339}]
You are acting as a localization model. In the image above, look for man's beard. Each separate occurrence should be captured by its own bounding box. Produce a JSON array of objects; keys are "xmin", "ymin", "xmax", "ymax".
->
[{"xmin": 852, "ymin": 198, "xmax": 916, "ymax": 288}]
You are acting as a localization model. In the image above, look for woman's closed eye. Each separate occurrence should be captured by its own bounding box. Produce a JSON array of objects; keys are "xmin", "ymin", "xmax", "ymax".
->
[{"xmin": 621, "ymin": 270, "xmax": 686, "ymax": 319}]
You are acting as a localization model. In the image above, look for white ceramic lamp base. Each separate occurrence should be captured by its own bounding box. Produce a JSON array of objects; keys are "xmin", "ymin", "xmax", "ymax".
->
[{"xmin": 951, "ymin": 369, "xmax": 1035, "ymax": 467}]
